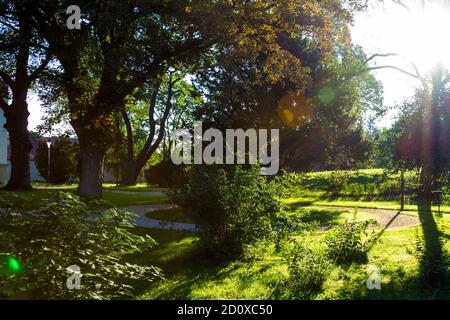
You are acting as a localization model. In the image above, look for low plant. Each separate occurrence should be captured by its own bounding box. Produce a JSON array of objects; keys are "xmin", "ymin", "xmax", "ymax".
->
[
  {"xmin": 0, "ymin": 192, "xmax": 161, "ymax": 299},
  {"xmin": 325, "ymin": 212, "xmax": 379, "ymax": 265},
  {"xmin": 279, "ymin": 246, "xmax": 330, "ymax": 299},
  {"xmin": 169, "ymin": 164, "xmax": 281, "ymax": 261}
]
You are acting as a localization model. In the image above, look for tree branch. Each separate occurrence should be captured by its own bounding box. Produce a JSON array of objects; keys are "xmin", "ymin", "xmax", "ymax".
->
[
  {"xmin": 364, "ymin": 53, "xmax": 398, "ymax": 64},
  {"xmin": 0, "ymin": 70, "xmax": 14, "ymax": 88},
  {"xmin": 367, "ymin": 65, "xmax": 423, "ymax": 79},
  {"xmin": 28, "ymin": 53, "xmax": 52, "ymax": 83},
  {"xmin": 392, "ymin": 0, "xmax": 412, "ymax": 12},
  {"xmin": 121, "ymin": 108, "xmax": 135, "ymax": 161},
  {"xmin": 136, "ymin": 75, "xmax": 174, "ymax": 170}
]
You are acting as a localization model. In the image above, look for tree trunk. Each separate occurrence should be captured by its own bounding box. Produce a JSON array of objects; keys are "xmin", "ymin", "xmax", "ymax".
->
[
  {"xmin": 121, "ymin": 159, "xmax": 138, "ymax": 186},
  {"xmin": 76, "ymin": 142, "xmax": 105, "ymax": 199},
  {"xmin": 400, "ymin": 170, "xmax": 405, "ymax": 211},
  {"xmin": 1, "ymin": 11, "xmax": 33, "ymax": 191},
  {"xmin": 3, "ymin": 98, "xmax": 32, "ymax": 190},
  {"xmin": 418, "ymin": 165, "xmax": 433, "ymax": 211}
]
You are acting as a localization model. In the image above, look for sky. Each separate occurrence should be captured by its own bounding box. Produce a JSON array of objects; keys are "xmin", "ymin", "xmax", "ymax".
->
[
  {"xmin": 351, "ymin": 0, "xmax": 450, "ymax": 128},
  {"xmin": 27, "ymin": 0, "xmax": 450, "ymax": 131}
]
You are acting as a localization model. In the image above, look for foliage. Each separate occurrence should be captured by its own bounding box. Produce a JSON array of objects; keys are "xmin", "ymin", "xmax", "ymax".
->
[
  {"xmin": 278, "ymin": 46, "xmax": 384, "ymax": 171},
  {"xmin": 35, "ymin": 136, "xmax": 79, "ymax": 184},
  {"xmin": 169, "ymin": 164, "xmax": 281, "ymax": 261},
  {"xmin": 279, "ymin": 246, "xmax": 330, "ymax": 299},
  {"xmin": 273, "ymin": 169, "xmax": 420, "ymax": 198},
  {"xmin": 0, "ymin": 192, "xmax": 160, "ymax": 299},
  {"xmin": 325, "ymin": 213, "xmax": 379, "ymax": 265},
  {"xmin": 144, "ymin": 160, "xmax": 185, "ymax": 188},
  {"xmin": 271, "ymin": 212, "xmax": 318, "ymax": 253}
]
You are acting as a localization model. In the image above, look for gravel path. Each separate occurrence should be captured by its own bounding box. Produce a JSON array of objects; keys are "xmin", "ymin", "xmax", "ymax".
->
[
  {"xmin": 308, "ymin": 205, "xmax": 421, "ymax": 230},
  {"xmin": 123, "ymin": 204, "xmax": 196, "ymax": 231}
]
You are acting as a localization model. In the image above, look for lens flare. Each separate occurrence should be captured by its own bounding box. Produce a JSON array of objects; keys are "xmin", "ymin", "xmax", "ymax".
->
[
  {"xmin": 318, "ymin": 87, "xmax": 335, "ymax": 105},
  {"xmin": 7, "ymin": 257, "xmax": 21, "ymax": 273},
  {"xmin": 277, "ymin": 91, "xmax": 314, "ymax": 128}
]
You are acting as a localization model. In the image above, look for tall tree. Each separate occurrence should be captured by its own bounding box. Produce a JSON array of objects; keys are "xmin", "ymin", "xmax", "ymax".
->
[
  {"xmin": 120, "ymin": 69, "xmax": 198, "ymax": 185},
  {"xmin": 394, "ymin": 65, "xmax": 450, "ymax": 207},
  {"xmin": 30, "ymin": 0, "xmax": 363, "ymax": 198},
  {"xmin": 0, "ymin": 0, "xmax": 51, "ymax": 190},
  {"xmin": 29, "ymin": 0, "xmax": 219, "ymax": 198}
]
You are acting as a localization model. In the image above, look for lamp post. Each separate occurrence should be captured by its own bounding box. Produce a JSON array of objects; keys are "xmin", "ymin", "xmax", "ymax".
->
[{"xmin": 46, "ymin": 139, "xmax": 52, "ymax": 185}]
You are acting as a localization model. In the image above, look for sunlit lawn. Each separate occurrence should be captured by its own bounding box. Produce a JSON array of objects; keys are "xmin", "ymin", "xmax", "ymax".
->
[
  {"xmin": 145, "ymin": 207, "xmax": 193, "ymax": 223},
  {"xmin": 31, "ymin": 182, "xmax": 167, "ymax": 193},
  {"xmin": 282, "ymin": 193, "xmax": 450, "ymax": 214},
  {"xmin": 133, "ymin": 208, "xmax": 450, "ymax": 300},
  {"xmin": 0, "ymin": 189, "xmax": 168, "ymax": 208}
]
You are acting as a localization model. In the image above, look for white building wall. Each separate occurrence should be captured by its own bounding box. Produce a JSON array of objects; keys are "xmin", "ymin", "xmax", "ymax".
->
[
  {"xmin": 0, "ymin": 108, "xmax": 8, "ymax": 182},
  {"xmin": 0, "ymin": 108, "xmax": 7, "ymax": 165}
]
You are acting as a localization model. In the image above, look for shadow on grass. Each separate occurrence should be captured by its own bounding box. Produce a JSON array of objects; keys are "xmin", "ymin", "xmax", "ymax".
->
[
  {"xmin": 294, "ymin": 208, "xmax": 349, "ymax": 229},
  {"xmin": 416, "ymin": 200, "xmax": 449, "ymax": 294}
]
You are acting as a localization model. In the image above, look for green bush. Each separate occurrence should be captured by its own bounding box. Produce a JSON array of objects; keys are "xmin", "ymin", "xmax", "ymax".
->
[
  {"xmin": 271, "ymin": 170, "xmax": 305, "ymax": 197},
  {"xmin": 325, "ymin": 214, "xmax": 379, "ymax": 265},
  {"xmin": 281, "ymin": 246, "xmax": 330, "ymax": 299},
  {"xmin": 144, "ymin": 160, "xmax": 184, "ymax": 187},
  {"xmin": 272, "ymin": 169, "xmax": 421, "ymax": 199},
  {"xmin": 0, "ymin": 192, "xmax": 160, "ymax": 299},
  {"xmin": 271, "ymin": 212, "xmax": 318, "ymax": 253},
  {"xmin": 169, "ymin": 164, "xmax": 281, "ymax": 261}
]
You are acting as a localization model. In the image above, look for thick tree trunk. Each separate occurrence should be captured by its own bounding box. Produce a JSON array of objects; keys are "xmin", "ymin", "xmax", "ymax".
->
[
  {"xmin": 76, "ymin": 142, "xmax": 105, "ymax": 199},
  {"xmin": 121, "ymin": 159, "xmax": 139, "ymax": 186},
  {"xmin": 418, "ymin": 165, "xmax": 433, "ymax": 211},
  {"xmin": 1, "ymin": 11, "xmax": 34, "ymax": 191},
  {"xmin": 119, "ymin": 77, "xmax": 173, "ymax": 186},
  {"xmin": 3, "ymin": 99, "xmax": 32, "ymax": 191}
]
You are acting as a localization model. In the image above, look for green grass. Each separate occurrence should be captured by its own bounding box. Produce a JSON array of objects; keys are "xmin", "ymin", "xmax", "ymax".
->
[
  {"xmin": 31, "ymin": 182, "xmax": 167, "ymax": 193},
  {"xmin": 0, "ymin": 189, "xmax": 168, "ymax": 208},
  {"xmin": 145, "ymin": 207, "xmax": 193, "ymax": 223},
  {"xmin": 102, "ymin": 192, "xmax": 168, "ymax": 207},
  {"xmin": 135, "ymin": 207, "xmax": 450, "ymax": 300},
  {"xmin": 102, "ymin": 183, "xmax": 168, "ymax": 193},
  {"xmin": 282, "ymin": 194, "xmax": 450, "ymax": 214},
  {"xmin": 5, "ymin": 168, "xmax": 450, "ymax": 299},
  {"xmin": 286, "ymin": 206, "xmax": 377, "ymax": 228}
]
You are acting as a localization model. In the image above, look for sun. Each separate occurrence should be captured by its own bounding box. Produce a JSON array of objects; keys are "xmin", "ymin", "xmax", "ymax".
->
[{"xmin": 392, "ymin": 3, "xmax": 450, "ymax": 72}]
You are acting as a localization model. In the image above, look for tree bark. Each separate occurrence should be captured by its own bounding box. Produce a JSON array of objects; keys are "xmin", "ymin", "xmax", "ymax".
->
[
  {"xmin": 76, "ymin": 140, "xmax": 106, "ymax": 199},
  {"xmin": 120, "ymin": 77, "xmax": 174, "ymax": 186},
  {"xmin": 418, "ymin": 165, "xmax": 433, "ymax": 211},
  {"xmin": 400, "ymin": 170, "xmax": 405, "ymax": 211},
  {"xmin": 2, "ymin": 98, "xmax": 32, "ymax": 190},
  {"xmin": 0, "ymin": 10, "xmax": 34, "ymax": 191}
]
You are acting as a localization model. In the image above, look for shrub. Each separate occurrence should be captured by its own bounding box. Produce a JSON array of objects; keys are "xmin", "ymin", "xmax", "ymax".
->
[
  {"xmin": 271, "ymin": 212, "xmax": 318, "ymax": 253},
  {"xmin": 0, "ymin": 192, "xmax": 160, "ymax": 299},
  {"xmin": 144, "ymin": 160, "xmax": 184, "ymax": 187},
  {"xmin": 280, "ymin": 246, "xmax": 330, "ymax": 299},
  {"xmin": 270, "ymin": 170, "xmax": 305, "ymax": 197},
  {"xmin": 169, "ymin": 164, "xmax": 280, "ymax": 261},
  {"xmin": 325, "ymin": 213, "xmax": 379, "ymax": 265},
  {"xmin": 35, "ymin": 136, "xmax": 79, "ymax": 184}
]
